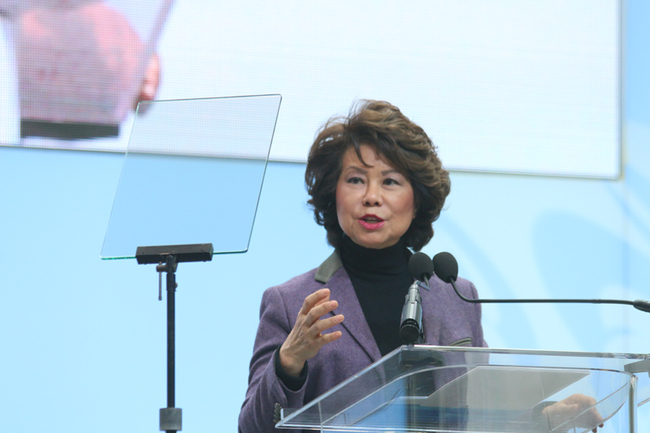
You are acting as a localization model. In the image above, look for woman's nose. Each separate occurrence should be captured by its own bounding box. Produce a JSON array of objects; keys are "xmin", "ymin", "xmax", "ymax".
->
[{"xmin": 363, "ymin": 182, "xmax": 382, "ymax": 206}]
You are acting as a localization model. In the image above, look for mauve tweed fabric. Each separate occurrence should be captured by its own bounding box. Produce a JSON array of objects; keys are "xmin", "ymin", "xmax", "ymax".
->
[{"xmin": 239, "ymin": 256, "xmax": 485, "ymax": 433}]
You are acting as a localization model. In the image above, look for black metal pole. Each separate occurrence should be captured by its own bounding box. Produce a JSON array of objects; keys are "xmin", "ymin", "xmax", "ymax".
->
[
  {"xmin": 167, "ymin": 257, "xmax": 176, "ymax": 410},
  {"xmin": 158, "ymin": 255, "xmax": 181, "ymax": 432}
]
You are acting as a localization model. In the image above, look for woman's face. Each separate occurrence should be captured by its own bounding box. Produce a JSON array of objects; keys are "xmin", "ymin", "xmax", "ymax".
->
[{"xmin": 336, "ymin": 144, "xmax": 415, "ymax": 249}]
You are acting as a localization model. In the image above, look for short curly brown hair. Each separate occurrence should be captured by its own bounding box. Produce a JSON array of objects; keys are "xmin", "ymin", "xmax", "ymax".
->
[{"xmin": 305, "ymin": 100, "xmax": 451, "ymax": 251}]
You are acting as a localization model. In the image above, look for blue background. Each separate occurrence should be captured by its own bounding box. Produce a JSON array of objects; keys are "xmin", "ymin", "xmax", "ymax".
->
[{"xmin": 1, "ymin": 1, "xmax": 650, "ymax": 432}]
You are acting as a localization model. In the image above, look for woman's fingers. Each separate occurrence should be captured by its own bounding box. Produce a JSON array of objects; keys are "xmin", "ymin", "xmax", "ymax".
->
[
  {"xmin": 320, "ymin": 329, "xmax": 343, "ymax": 344},
  {"xmin": 312, "ymin": 312, "xmax": 345, "ymax": 336},
  {"xmin": 280, "ymin": 289, "xmax": 344, "ymax": 376},
  {"xmin": 304, "ymin": 300, "xmax": 338, "ymax": 327},
  {"xmin": 300, "ymin": 288, "xmax": 331, "ymax": 315},
  {"xmin": 299, "ymin": 289, "xmax": 341, "ymax": 330},
  {"xmin": 543, "ymin": 394, "xmax": 605, "ymax": 431}
]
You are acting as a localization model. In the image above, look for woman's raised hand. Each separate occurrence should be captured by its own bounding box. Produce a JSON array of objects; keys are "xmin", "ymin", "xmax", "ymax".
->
[{"xmin": 279, "ymin": 288, "xmax": 345, "ymax": 377}]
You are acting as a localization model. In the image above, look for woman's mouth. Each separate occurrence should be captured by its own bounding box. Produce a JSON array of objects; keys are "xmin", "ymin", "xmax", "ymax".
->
[{"xmin": 359, "ymin": 215, "xmax": 385, "ymax": 230}]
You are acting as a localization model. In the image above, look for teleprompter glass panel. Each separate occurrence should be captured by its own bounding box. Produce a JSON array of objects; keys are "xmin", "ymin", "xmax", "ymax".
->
[{"xmin": 101, "ymin": 94, "xmax": 281, "ymax": 259}]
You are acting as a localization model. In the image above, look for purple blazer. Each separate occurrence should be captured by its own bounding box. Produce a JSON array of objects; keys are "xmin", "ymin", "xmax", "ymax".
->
[{"xmin": 238, "ymin": 252, "xmax": 486, "ymax": 433}]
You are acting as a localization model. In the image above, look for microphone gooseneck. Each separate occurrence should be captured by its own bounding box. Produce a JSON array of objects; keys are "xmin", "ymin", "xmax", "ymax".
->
[
  {"xmin": 400, "ymin": 252, "xmax": 433, "ymax": 344},
  {"xmin": 432, "ymin": 252, "xmax": 650, "ymax": 313}
]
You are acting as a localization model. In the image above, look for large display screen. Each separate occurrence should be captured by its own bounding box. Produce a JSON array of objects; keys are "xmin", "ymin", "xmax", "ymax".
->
[{"xmin": 0, "ymin": 1, "xmax": 621, "ymax": 178}]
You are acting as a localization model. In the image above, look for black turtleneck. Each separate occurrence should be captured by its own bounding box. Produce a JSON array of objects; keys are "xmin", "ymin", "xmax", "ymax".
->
[{"xmin": 339, "ymin": 235, "xmax": 413, "ymax": 356}]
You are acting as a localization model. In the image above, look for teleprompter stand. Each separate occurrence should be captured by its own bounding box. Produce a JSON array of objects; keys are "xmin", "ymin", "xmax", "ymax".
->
[
  {"xmin": 101, "ymin": 95, "xmax": 282, "ymax": 431},
  {"xmin": 136, "ymin": 243, "xmax": 214, "ymax": 433}
]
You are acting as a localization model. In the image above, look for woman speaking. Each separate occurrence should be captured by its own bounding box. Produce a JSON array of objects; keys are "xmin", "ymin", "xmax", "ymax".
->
[{"xmin": 238, "ymin": 100, "xmax": 486, "ymax": 432}]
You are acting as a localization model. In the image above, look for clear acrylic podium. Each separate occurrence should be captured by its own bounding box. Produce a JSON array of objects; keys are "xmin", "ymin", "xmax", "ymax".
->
[{"xmin": 277, "ymin": 345, "xmax": 650, "ymax": 433}]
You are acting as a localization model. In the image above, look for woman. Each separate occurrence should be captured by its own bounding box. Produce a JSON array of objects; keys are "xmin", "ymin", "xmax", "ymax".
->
[
  {"xmin": 238, "ymin": 100, "xmax": 486, "ymax": 433},
  {"xmin": 238, "ymin": 100, "xmax": 602, "ymax": 433}
]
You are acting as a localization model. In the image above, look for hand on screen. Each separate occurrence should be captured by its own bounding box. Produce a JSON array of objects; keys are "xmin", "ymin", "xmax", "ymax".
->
[
  {"xmin": 134, "ymin": 52, "xmax": 161, "ymax": 113},
  {"xmin": 279, "ymin": 288, "xmax": 344, "ymax": 377},
  {"xmin": 18, "ymin": 2, "xmax": 162, "ymax": 125}
]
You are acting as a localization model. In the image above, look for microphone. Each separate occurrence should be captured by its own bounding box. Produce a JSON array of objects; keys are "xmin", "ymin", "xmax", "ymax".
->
[
  {"xmin": 400, "ymin": 252, "xmax": 434, "ymax": 344},
  {"xmin": 409, "ymin": 252, "xmax": 434, "ymax": 289},
  {"xmin": 432, "ymin": 252, "xmax": 650, "ymax": 313}
]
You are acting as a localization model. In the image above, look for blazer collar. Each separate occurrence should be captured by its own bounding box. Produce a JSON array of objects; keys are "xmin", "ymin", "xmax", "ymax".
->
[
  {"xmin": 315, "ymin": 251, "xmax": 382, "ymax": 363},
  {"xmin": 314, "ymin": 250, "xmax": 342, "ymax": 283}
]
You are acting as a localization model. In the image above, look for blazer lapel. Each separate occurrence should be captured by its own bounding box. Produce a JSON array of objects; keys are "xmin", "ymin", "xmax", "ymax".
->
[
  {"xmin": 325, "ymin": 267, "xmax": 383, "ymax": 363},
  {"xmin": 421, "ymin": 277, "xmax": 443, "ymax": 345}
]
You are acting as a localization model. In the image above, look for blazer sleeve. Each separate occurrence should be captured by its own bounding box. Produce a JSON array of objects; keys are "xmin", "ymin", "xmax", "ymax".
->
[
  {"xmin": 238, "ymin": 286, "xmax": 310, "ymax": 433},
  {"xmin": 469, "ymin": 280, "xmax": 488, "ymax": 347}
]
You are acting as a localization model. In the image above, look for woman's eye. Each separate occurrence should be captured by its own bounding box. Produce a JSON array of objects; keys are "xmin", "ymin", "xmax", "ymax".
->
[
  {"xmin": 347, "ymin": 177, "xmax": 364, "ymax": 184},
  {"xmin": 384, "ymin": 178, "xmax": 400, "ymax": 185}
]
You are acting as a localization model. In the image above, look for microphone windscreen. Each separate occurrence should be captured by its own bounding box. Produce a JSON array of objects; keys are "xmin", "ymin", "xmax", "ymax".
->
[
  {"xmin": 433, "ymin": 252, "xmax": 459, "ymax": 283},
  {"xmin": 633, "ymin": 300, "xmax": 650, "ymax": 313},
  {"xmin": 409, "ymin": 252, "xmax": 433, "ymax": 281}
]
